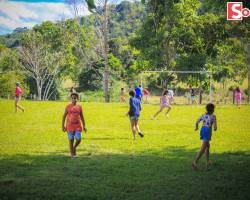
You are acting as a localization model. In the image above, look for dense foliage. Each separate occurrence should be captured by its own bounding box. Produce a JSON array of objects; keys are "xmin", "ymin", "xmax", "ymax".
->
[{"xmin": 0, "ymin": 0, "xmax": 248, "ymax": 101}]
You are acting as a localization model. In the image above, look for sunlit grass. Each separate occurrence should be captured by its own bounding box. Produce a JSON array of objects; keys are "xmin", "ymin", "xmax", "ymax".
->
[{"xmin": 0, "ymin": 100, "xmax": 249, "ymax": 200}]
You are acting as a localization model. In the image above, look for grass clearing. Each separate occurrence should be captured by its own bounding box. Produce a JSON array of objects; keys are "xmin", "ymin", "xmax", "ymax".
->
[{"xmin": 0, "ymin": 100, "xmax": 250, "ymax": 199}]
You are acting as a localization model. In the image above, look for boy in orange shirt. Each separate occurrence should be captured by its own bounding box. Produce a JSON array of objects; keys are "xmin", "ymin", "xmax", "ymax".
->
[{"xmin": 62, "ymin": 93, "xmax": 87, "ymax": 158}]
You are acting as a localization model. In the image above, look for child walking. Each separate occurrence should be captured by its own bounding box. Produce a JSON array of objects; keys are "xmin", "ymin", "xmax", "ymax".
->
[
  {"xmin": 62, "ymin": 92, "xmax": 87, "ymax": 158},
  {"xmin": 127, "ymin": 90, "xmax": 144, "ymax": 140},
  {"xmin": 152, "ymin": 90, "xmax": 171, "ymax": 119},
  {"xmin": 192, "ymin": 103, "xmax": 217, "ymax": 170},
  {"xmin": 15, "ymin": 82, "xmax": 25, "ymax": 113},
  {"xmin": 235, "ymin": 87, "xmax": 242, "ymax": 108}
]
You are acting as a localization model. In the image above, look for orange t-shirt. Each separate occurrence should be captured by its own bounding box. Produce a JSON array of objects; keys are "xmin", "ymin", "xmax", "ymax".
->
[{"xmin": 66, "ymin": 103, "xmax": 83, "ymax": 132}]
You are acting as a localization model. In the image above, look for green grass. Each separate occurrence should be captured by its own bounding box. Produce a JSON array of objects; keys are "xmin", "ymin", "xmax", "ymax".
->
[{"xmin": 0, "ymin": 100, "xmax": 250, "ymax": 200}]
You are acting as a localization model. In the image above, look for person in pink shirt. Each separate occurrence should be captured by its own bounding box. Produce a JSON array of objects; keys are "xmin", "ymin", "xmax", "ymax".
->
[
  {"xmin": 235, "ymin": 87, "xmax": 242, "ymax": 108},
  {"xmin": 152, "ymin": 90, "xmax": 171, "ymax": 119},
  {"xmin": 15, "ymin": 82, "xmax": 24, "ymax": 113}
]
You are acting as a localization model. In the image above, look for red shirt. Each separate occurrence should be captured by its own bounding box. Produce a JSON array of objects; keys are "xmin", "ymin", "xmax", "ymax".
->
[
  {"xmin": 15, "ymin": 86, "xmax": 22, "ymax": 97},
  {"xmin": 143, "ymin": 89, "xmax": 149, "ymax": 95},
  {"xmin": 66, "ymin": 103, "xmax": 83, "ymax": 132}
]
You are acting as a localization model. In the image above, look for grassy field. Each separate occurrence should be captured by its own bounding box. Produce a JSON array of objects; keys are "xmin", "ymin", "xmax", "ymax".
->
[{"xmin": 0, "ymin": 100, "xmax": 250, "ymax": 200}]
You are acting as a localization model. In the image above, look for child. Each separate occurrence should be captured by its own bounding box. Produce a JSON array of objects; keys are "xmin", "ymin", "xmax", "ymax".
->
[
  {"xmin": 152, "ymin": 90, "xmax": 171, "ymax": 119},
  {"xmin": 235, "ymin": 87, "xmax": 242, "ymax": 108},
  {"xmin": 143, "ymin": 88, "xmax": 150, "ymax": 103},
  {"xmin": 15, "ymin": 82, "xmax": 24, "ymax": 113},
  {"xmin": 120, "ymin": 88, "xmax": 126, "ymax": 102},
  {"xmin": 168, "ymin": 89, "xmax": 175, "ymax": 104},
  {"xmin": 135, "ymin": 85, "xmax": 143, "ymax": 101},
  {"xmin": 192, "ymin": 103, "xmax": 217, "ymax": 170},
  {"xmin": 189, "ymin": 86, "xmax": 197, "ymax": 104},
  {"xmin": 62, "ymin": 92, "xmax": 87, "ymax": 158},
  {"xmin": 127, "ymin": 90, "xmax": 144, "ymax": 140}
]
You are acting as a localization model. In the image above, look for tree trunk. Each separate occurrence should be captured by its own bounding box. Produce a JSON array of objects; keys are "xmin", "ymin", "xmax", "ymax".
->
[
  {"xmin": 103, "ymin": 0, "xmax": 109, "ymax": 102},
  {"xmin": 36, "ymin": 79, "xmax": 42, "ymax": 101}
]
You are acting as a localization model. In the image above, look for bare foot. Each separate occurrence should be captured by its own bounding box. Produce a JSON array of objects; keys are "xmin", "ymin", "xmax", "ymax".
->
[
  {"xmin": 73, "ymin": 147, "xmax": 76, "ymax": 156},
  {"xmin": 192, "ymin": 161, "xmax": 198, "ymax": 171},
  {"xmin": 206, "ymin": 162, "xmax": 212, "ymax": 170}
]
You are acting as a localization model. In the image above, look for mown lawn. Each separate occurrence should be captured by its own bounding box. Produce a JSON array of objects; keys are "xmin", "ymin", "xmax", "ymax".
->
[{"xmin": 0, "ymin": 100, "xmax": 250, "ymax": 200}]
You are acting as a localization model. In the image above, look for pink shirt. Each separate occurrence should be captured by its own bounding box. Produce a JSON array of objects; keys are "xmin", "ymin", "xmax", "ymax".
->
[
  {"xmin": 161, "ymin": 95, "xmax": 169, "ymax": 106},
  {"xmin": 235, "ymin": 91, "xmax": 242, "ymax": 98},
  {"xmin": 15, "ymin": 86, "xmax": 22, "ymax": 97}
]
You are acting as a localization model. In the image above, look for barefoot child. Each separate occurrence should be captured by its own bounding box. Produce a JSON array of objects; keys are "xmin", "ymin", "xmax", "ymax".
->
[
  {"xmin": 15, "ymin": 82, "xmax": 24, "ymax": 113},
  {"xmin": 152, "ymin": 90, "xmax": 171, "ymax": 119},
  {"xmin": 62, "ymin": 93, "xmax": 87, "ymax": 158},
  {"xmin": 120, "ymin": 88, "xmax": 126, "ymax": 102},
  {"xmin": 192, "ymin": 103, "xmax": 217, "ymax": 170},
  {"xmin": 127, "ymin": 90, "xmax": 144, "ymax": 140}
]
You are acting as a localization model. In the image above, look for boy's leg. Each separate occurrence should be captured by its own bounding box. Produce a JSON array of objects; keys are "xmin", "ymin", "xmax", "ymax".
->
[
  {"xmin": 193, "ymin": 141, "xmax": 208, "ymax": 168},
  {"xmin": 130, "ymin": 119, "xmax": 136, "ymax": 140},
  {"xmin": 15, "ymin": 98, "xmax": 18, "ymax": 112},
  {"xmin": 73, "ymin": 131, "xmax": 82, "ymax": 156},
  {"xmin": 73, "ymin": 140, "xmax": 81, "ymax": 156},
  {"xmin": 17, "ymin": 104, "xmax": 24, "ymax": 112},
  {"xmin": 205, "ymin": 142, "xmax": 211, "ymax": 168},
  {"xmin": 69, "ymin": 139, "xmax": 74, "ymax": 157},
  {"xmin": 135, "ymin": 119, "xmax": 143, "ymax": 137}
]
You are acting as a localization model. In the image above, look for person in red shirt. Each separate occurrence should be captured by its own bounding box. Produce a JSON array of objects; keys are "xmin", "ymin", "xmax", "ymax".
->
[
  {"xmin": 143, "ymin": 88, "xmax": 150, "ymax": 103},
  {"xmin": 62, "ymin": 93, "xmax": 87, "ymax": 158},
  {"xmin": 15, "ymin": 82, "xmax": 24, "ymax": 113}
]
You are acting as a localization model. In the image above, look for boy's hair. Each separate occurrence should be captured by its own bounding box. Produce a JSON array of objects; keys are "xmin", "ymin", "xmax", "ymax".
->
[
  {"xmin": 16, "ymin": 82, "xmax": 20, "ymax": 86},
  {"xmin": 206, "ymin": 103, "xmax": 215, "ymax": 114},
  {"xmin": 70, "ymin": 92, "xmax": 79, "ymax": 99},
  {"xmin": 162, "ymin": 90, "xmax": 168, "ymax": 96},
  {"xmin": 129, "ymin": 90, "xmax": 135, "ymax": 97}
]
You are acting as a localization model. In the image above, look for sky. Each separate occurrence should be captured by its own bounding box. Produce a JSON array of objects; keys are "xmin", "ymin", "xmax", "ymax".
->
[{"xmin": 0, "ymin": 0, "xmax": 90, "ymax": 35}]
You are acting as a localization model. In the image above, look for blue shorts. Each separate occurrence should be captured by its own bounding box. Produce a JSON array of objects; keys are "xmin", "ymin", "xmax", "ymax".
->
[
  {"xmin": 130, "ymin": 116, "xmax": 139, "ymax": 121},
  {"xmin": 67, "ymin": 131, "xmax": 82, "ymax": 141},
  {"xmin": 200, "ymin": 127, "xmax": 212, "ymax": 141}
]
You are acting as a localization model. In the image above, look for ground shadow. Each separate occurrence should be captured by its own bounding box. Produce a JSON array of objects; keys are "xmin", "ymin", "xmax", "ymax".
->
[{"xmin": 0, "ymin": 147, "xmax": 249, "ymax": 200}]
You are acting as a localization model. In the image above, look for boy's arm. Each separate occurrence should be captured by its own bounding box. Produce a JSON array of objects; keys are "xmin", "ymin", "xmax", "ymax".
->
[
  {"xmin": 195, "ymin": 116, "xmax": 202, "ymax": 131},
  {"xmin": 62, "ymin": 108, "xmax": 67, "ymax": 132},
  {"xmin": 127, "ymin": 98, "xmax": 132, "ymax": 115},
  {"xmin": 80, "ymin": 107, "xmax": 87, "ymax": 132},
  {"xmin": 213, "ymin": 115, "xmax": 217, "ymax": 131}
]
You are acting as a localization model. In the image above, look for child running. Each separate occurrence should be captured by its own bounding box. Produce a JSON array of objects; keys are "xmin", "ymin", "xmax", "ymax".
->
[
  {"xmin": 192, "ymin": 103, "xmax": 217, "ymax": 170},
  {"xmin": 152, "ymin": 90, "xmax": 171, "ymax": 119},
  {"xmin": 15, "ymin": 82, "xmax": 24, "ymax": 113},
  {"xmin": 127, "ymin": 90, "xmax": 144, "ymax": 140},
  {"xmin": 120, "ymin": 88, "xmax": 126, "ymax": 102},
  {"xmin": 62, "ymin": 92, "xmax": 87, "ymax": 158}
]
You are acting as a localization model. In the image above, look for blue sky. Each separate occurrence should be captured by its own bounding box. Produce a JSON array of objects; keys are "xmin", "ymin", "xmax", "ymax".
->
[{"xmin": 0, "ymin": 0, "xmax": 89, "ymax": 35}]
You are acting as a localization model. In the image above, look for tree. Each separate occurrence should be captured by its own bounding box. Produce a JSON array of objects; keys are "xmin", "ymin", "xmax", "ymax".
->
[
  {"xmin": 202, "ymin": 0, "xmax": 250, "ymax": 102},
  {"xmin": 19, "ymin": 31, "xmax": 66, "ymax": 100}
]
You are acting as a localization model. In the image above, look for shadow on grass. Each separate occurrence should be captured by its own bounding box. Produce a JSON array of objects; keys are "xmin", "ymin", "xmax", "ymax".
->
[{"xmin": 0, "ymin": 147, "xmax": 249, "ymax": 200}]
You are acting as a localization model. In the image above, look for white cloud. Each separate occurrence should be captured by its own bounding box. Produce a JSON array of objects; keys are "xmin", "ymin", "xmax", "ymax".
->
[{"xmin": 0, "ymin": 0, "xmax": 89, "ymax": 33}]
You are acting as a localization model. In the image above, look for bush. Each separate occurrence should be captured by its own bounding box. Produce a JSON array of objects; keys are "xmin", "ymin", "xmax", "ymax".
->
[{"xmin": 0, "ymin": 72, "xmax": 29, "ymax": 99}]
